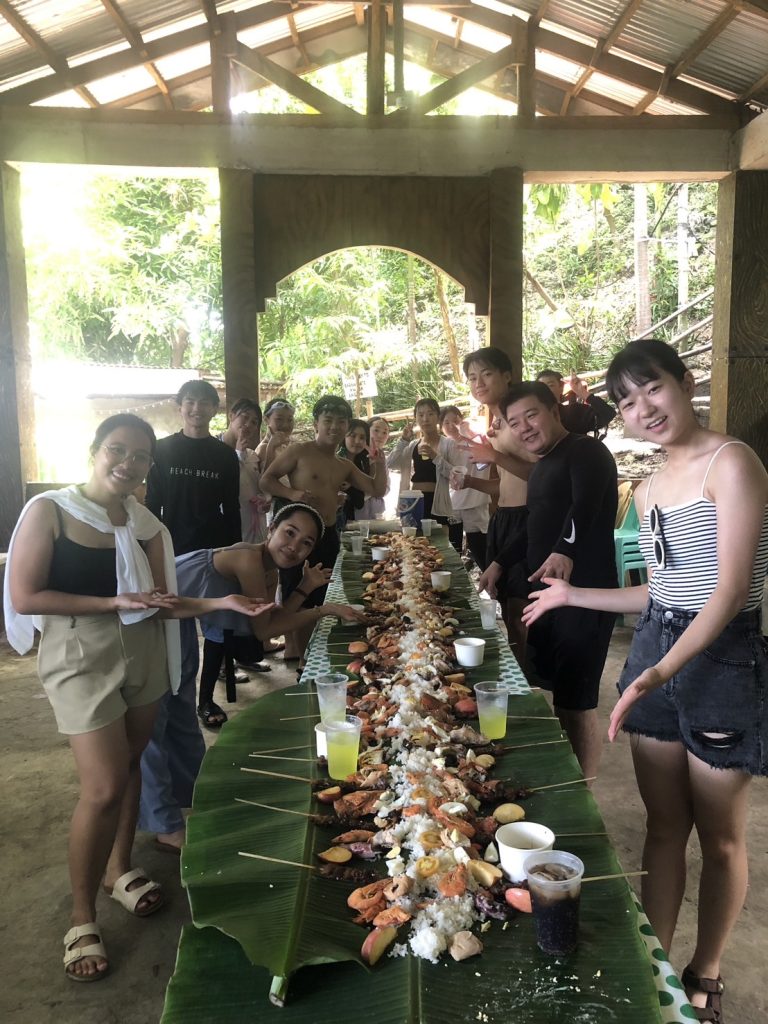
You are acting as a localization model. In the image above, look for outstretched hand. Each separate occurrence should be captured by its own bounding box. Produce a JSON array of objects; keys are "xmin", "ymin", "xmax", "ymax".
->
[
  {"xmin": 458, "ymin": 437, "xmax": 496, "ymax": 466},
  {"xmin": 115, "ymin": 591, "xmax": 179, "ymax": 611},
  {"xmin": 521, "ymin": 578, "xmax": 571, "ymax": 626},
  {"xmin": 477, "ymin": 561, "xmax": 502, "ymax": 600},
  {"xmin": 326, "ymin": 603, "xmax": 367, "ymax": 623},
  {"xmin": 608, "ymin": 666, "xmax": 664, "ymax": 741},
  {"xmin": 528, "ymin": 553, "xmax": 573, "ymax": 583},
  {"xmin": 222, "ymin": 595, "xmax": 275, "ymax": 617},
  {"xmin": 302, "ymin": 561, "xmax": 332, "ymax": 592}
]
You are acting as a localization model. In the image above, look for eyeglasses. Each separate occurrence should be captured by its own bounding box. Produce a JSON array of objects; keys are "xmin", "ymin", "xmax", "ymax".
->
[
  {"xmin": 649, "ymin": 504, "xmax": 666, "ymax": 569},
  {"xmin": 102, "ymin": 444, "xmax": 153, "ymax": 469}
]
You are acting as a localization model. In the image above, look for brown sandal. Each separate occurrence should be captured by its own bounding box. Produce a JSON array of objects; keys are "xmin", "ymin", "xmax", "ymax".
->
[{"xmin": 681, "ymin": 965, "xmax": 724, "ymax": 1023}]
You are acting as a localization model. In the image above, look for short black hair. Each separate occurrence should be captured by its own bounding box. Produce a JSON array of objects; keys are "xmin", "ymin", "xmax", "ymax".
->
[
  {"xmin": 536, "ymin": 369, "xmax": 562, "ymax": 382},
  {"xmin": 230, "ymin": 398, "xmax": 262, "ymax": 424},
  {"xmin": 176, "ymin": 379, "xmax": 219, "ymax": 407},
  {"xmin": 264, "ymin": 398, "xmax": 294, "ymax": 417},
  {"xmin": 414, "ymin": 397, "xmax": 441, "ymax": 417},
  {"xmin": 313, "ymin": 395, "xmax": 353, "ymax": 421},
  {"xmin": 501, "ymin": 380, "xmax": 558, "ymax": 415},
  {"xmin": 606, "ymin": 338, "xmax": 688, "ymax": 404},
  {"xmin": 90, "ymin": 414, "xmax": 156, "ymax": 457},
  {"xmin": 438, "ymin": 405, "xmax": 462, "ymax": 425},
  {"xmin": 463, "ymin": 346, "xmax": 513, "ymax": 376}
]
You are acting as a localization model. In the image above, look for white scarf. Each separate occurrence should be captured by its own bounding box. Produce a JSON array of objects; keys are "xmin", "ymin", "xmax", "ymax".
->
[{"xmin": 3, "ymin": 486, "xmax": 180, "ymax": 693}]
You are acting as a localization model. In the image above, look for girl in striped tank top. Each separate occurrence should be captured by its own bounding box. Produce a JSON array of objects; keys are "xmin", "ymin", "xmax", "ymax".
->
[{"xmin": 522, "ymin": 339, "xmax": 768, "ymax": 1024}]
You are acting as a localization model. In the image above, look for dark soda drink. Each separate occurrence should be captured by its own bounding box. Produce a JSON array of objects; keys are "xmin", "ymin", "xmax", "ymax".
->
[{"xmin": 524, "ymin": 852, "xmax": 584, "ymax": 957}]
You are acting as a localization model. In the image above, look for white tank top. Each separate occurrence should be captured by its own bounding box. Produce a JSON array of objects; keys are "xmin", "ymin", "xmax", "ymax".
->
[{"xmin": 638, "ymin": 442, "xmax": 768, "ymax": 612}]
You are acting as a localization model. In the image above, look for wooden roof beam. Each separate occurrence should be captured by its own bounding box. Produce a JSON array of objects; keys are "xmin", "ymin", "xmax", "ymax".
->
[
  {"xmin": 367, "ymin": 0, "xmax": 386, "ymax": 115},
  {"xmin": 740, "ymin": 66, "xmax": 768, "ymax": 103},
  {"xmin": 632, "ymin": 4, "xmax": 740, "ymax": 115},
  {"xmin": 287, "ymin": 6, "xmax": 312, "ymax": 71},
  {"xmin": 444, "ymin": 5, "xmax": 740, "ymax": 119},
  {"xmin": 98, "ymin": 0, "xmax": 174, "ymax": 110},
  {"xmin": 562, "ymin": 0, "xmax": 646, "ymax": 113},
  {"xmin": 200, "ymin": 0, "xmax": 222, "ymax": 34},
  {"xmin": 233, "ymin": 39, "xmax": 362, "ymax": 119},
  {"xmin": 0, "ymin": 0, "xmax": 99, "ymax": 106}
]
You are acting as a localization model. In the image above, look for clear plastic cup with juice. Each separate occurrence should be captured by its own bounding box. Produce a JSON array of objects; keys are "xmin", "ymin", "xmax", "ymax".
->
[
  {"xmin": 474, "ymin": 681, "xmax": 510, "ymax": 739},
  {"xmin": 325, "ymin": 715, "xmax": 363, "ymax": 780}
]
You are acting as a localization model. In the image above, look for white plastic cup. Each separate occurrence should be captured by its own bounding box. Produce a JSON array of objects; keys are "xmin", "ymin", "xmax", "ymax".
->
[
  {"xmin": 478, "ymin": 598, "xmax": 497, "ymax": 630},
  {"xmin": 350, "ymin": 534, "xmax": 363, "ymax": 555},
  {"xmin": 431, "ymin": 570, "xmax": 451, "ymax": 592},
  {"xmin": 421, "ymin": 518, "xmax": 435, "ymax": 537},
  {"xmin": 496, "ymin": 822, "xmax": 555, "ymax": 884},
  {"xmin": 402, "ymin": 526, "xmax": 417, "ymax": 538},
  {"xmin": 314, "ymin": 673, "xmax": 348, "ymax": 725},
  {"xmin": 454, "ymin": 637, "xmax": 486, "ymax": 667},
  {"xmin": 358, "ymin": 522, "xmax": 370, "ymax": 539},
  {"xmin": 314, "ymin": 722, "xmax": 328, "ymax": 758},
  {"xmin": 450, "ymin": 465, "xmax": 468, "ymax": 489},
  {"xmin": 371, "ymin": 546, "xmax": 389, "ymax": 561}
]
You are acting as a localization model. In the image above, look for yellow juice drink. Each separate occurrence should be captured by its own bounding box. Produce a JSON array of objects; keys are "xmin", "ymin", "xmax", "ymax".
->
[
  {"xmin": 478, "ymin": 704, "xmax": 507, "ymax": 740},
  {"xmin": 326, "ymin": 724, "xmax": 361, "ymax": 780}
]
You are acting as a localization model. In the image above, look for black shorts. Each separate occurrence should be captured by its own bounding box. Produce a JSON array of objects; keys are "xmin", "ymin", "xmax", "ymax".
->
[
  {"xmin": 486, "ymin": 506, "xmax": 528, "ymax": 601},
  {"xmin": 279, "ymin": 526, "xmax": 341, "ymax": 608},
  {"xmin": 527, "ymin": 605, "xmax": 616, "ymax": 711},
  {"xmin": 618, "ymin": 599, "xmax": 768, "ymax": 775}
]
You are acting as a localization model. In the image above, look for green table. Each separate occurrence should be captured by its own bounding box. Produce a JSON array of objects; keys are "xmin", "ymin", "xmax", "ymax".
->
[{"xmin": 162, "ymin": 529, "xmax": 693, "ymax": 1023}]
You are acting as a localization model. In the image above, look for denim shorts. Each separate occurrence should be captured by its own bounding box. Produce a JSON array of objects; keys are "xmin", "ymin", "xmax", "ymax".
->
[{"xmin": 618, "ymin": 599, "xmax": 768, "ymax": 775}]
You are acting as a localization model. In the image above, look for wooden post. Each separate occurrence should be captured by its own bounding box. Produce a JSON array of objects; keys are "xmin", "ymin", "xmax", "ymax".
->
[
  {"xmin": 711, "ymin": 171, "xmax": 768, "ymax": 463},
  {"xmin": 367, "ymin": 0, "xmax": 386, "ymax": 116},
  {"xmin": 0, "ymin": 163, "xmax": 36, "ymax": 548},
  {"xmin": 220, "ymin": 169, "xmax": 259, "ymax": 405},
  {"xmin": 488, "ymin": 167, "xmax": 524, "ymax": 381},
  {"xmin": 211, "ymin": 11, "xmax": 237, "ymax": 113}
]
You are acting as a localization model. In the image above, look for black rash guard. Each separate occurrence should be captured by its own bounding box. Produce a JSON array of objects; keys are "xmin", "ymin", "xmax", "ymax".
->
[
  {"xmin": 496, "ymin": 432, "xmax": 618, "ymax": 588},
  {"xmin": 145, "ymin": 431, "xmax": 241, "ymax": 555}
]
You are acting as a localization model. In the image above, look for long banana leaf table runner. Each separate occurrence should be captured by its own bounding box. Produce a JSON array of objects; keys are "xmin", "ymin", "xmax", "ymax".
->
[{"xmin": 162, "ymin": 527, "xmax": 693, "ymax": 1024}]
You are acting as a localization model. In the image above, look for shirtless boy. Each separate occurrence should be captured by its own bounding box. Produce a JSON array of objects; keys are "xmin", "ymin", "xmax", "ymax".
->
[
  {"xmin": 260, "ymin": 395, "xmax": 386, "ymax": 658},
  {"xmin": 456, "ymin": 347, "xmax": 534, "ymax": 655}
]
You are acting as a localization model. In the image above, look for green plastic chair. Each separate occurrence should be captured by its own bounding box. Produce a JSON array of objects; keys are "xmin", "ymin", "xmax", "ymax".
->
[{"xmin": 614, "ymin": 499, "xmax": 647, "ymax": 624}]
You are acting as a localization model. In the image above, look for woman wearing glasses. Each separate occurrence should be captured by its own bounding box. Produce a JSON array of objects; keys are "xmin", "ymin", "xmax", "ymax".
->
[
  {"xmin": 522, "ymin": 339, "xmax": 768, "ymax": 1024},
  {"xmin": 3, "ymin": 414, "xmax": 269, "ymax": 983}
]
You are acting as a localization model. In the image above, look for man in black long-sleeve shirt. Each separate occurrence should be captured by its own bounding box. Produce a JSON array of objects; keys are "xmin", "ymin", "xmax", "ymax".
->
[
  {"xmin": 140, "ymin": 379, "xmax": 241, "ymax": 852},
  {"xmin": 480, "ymin": 381, "xmax": 617, "ymax": 780}
]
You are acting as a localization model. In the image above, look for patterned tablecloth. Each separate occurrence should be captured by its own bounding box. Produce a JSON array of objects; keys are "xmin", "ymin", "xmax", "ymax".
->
[{"xmin": 299, "ymin": 524, "xmax": 693, "ymax": 1024}]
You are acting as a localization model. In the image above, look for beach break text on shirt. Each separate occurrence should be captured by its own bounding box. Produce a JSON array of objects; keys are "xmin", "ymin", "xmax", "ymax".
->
[{"xmin": 169, "ymin": 468, "xmax": 222, "ymax": 479}]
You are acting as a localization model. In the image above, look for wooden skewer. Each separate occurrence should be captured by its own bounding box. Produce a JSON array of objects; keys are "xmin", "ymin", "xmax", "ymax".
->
[
  {"xmin": 235, "ymin": 798, "xmax": 314, "ymax": 817},
  {"xmin": 251, "ymin": 745, "xmax": 312, "ymax": 754},
  {"xmin": 506, "ymin": 715, "xmax": 558, "ymax": 720},
  {"xmin": 282, "ymin": 692, "xmax": 315, "ymax": 697},
  {"xmin": 581, "ymin": 870, "xmax": 647, "ymax": 884},
  {"xmin": 279, "ymin": 714, "xmax": 321, "ymax": 721},
  {"xmin": 249, "ymin": 754, "xmax": 317, "ymax": 763},
  {"xmin": 529, "ymin": 776, "xmax": 597, "ymax": 792},
  {"xmin": 240, "ymin": 767, "xmax": 312, "ymax": 783},
  {"xmin": 504, "ymin": 738, "xmax": 569, "ymax": 751},
  {"xmin": 555, "ymin": 831, "xmax": 608, "ymax": 837},
  {"xmin": 238, "ymin": 851, "xmax": 316, "ymax": 870}
]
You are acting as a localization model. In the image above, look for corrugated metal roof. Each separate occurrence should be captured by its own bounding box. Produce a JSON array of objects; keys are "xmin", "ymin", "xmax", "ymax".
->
[{"xmin": 0, "ymin": 0, "xmax": 766, "ymax": 115}]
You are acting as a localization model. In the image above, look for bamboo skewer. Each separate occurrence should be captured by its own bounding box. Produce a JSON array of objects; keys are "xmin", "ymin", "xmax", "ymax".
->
[
  {"xmin": 555, "ymin": 832, "xmax": 609, "ymax": 838},
  {"xmin": 529, "ymin": 776, "xmax": 597, "ymax": 792},
  {"xmin": 506, "ymin": 715, "xmax": 559, "ymax": 720},
  {"xmin": 581, "ymin": 870, "xmax": 647, "ymax": 884},
  {"xmin": 504, "ymin": 738, "xmax": 569, "ymax": 751},
  {"xmin": 235, "ymin": 798, "xmax": 314, "ymax": 817},
  {"xmin": 240, "ymin": 767, "xmax": 312, "ymax": 783},
  {"xmin": 249, "ymin": 754, "xmax": 317, "ymax": 763},
  {"xmin": 251, "ymin": 745, "xmax": 312, "ymax": 754},
  {"xmin": 280, "ymin": 714, "xmax": 321, "ymax": 721},
  {"xmin": 239, "ymin": 851, "xmax": 316, "ymax": 870}
]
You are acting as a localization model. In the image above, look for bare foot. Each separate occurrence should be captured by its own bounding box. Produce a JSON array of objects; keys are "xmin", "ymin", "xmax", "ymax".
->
[{"xmin": 155, "ymin": 827, "xmax": 185, "ymax": 853}]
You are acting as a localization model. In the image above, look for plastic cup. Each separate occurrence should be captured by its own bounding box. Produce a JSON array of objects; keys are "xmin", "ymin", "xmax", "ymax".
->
[
  {"xmin": 495, "ymin": 822, "xmax": 555, "ymax": 883},
  {"xmin": 358, "ymin": 522, "xmax": 370, "ymax": 540},
  {"xmin": 325, "ymin": 715, "xmax": 363, "ymax": 780},
  {"xmin": 421, "ymin": 518, "xmax": 435, "ymax": 537},
  {"xmin": 314, "ymin": 722, "xmax": 328, "ymax": 758},
  {"xmin": 454, "ymin": 637, "xmax": 486, "ymax": 667},
  {"xmin": 350, "ymin": 534, "xmax": 363, "ymax": 555},
  {"xmin": 474, "ymin": 680, "xmax": 509, "ymax": 738},
  {"xmin": 450, "ymin": 465, "xmax": 468, "ymax": 489},
  {"xmin": 431, "ymin": 570, "xmax": 451, "ymax": 592},
  {"xmin": 478, "ymin": 598, "xmax": 497, "ymax": 630},
  {"xmin": 524, "ymin": 850, "xmax": 585, "ymax": 956},
  {"xmin": 371, "ymin": 546, "xmax": 389, "ymax": 561},
  {"xmin": 402, "ymin": 526, "xmax": 417, "ymax": 538},
  {"xmin": 314, "ymin": 673, "xmax": 348, "ymax": 725}
]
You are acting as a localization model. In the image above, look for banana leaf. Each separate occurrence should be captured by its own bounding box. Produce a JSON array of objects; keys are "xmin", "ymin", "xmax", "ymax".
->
[{"xmin": 176, "ymin": 687, "xmax": 664, "ymax": 1023}]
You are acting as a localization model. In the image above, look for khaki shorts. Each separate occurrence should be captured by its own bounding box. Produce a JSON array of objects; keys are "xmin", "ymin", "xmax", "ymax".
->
[{"xmin": 38, "ymin": 614, "xmax": 170, "ymax": 735}]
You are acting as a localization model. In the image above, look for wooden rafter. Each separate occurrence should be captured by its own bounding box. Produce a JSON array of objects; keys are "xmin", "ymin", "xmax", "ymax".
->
[
  {"xmin": 453, "ymin": 18, "xmax": 463, "ymax": 49},
  {"xmin": 200, "ymin": 0, "xmax": 222, "ymax": 33},
  {"xmin": 98, "ymin": 0, "xmax": 174, "ymax": 110},
  {"xmin": 390, "ymin": 35, "xmax": 524, "ymax": 119},
  {"xmin": 561, "ymin": 0, "xmax": 645, "ymax": 115},
  {"xmin": 0, "ymin": 0, "xmax": 99, "ymax": 106},
  {"xmin": 632, "ymin": 3, "xmax": 741, "ymax": 115},
  {"xmin": 233, "ymin": 39, "xmax": 361, "ymax": 118},
  {"xmin": 354, "ymin": 4, "xmax": 365, "ymax": 28},
  {"xmin": 445, "ymin": 5, "xmax": 738, "ymax": 117},
  {"xmin": 367, "ymin": 0, "xmax": 386, "ymax": 115},
  {"xmin": 288, "ymin": 5, "xmax": 311, "ymax": 71}
]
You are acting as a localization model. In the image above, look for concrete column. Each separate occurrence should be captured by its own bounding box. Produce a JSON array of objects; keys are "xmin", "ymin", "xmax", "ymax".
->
[{"xmin": 488, "ymin": 166, "xmax": 524, "ymax": 380}]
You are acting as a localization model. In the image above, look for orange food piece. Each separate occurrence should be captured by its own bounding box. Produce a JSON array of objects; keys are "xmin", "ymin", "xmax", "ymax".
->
[{"xmin": 505, "ymin": 887, "xmax": 533, "ymax": 913}]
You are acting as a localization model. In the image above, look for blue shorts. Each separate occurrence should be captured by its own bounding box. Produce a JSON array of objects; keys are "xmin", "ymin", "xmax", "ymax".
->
[{"xmin": 618, "ymin": 599, "xmax": 768, "ymax": 775}]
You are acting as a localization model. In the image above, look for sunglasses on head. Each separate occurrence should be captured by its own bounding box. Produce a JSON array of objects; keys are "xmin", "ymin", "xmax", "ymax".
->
[
  {"xmin": 268, "ymin": 401, "xmax": 293, "ymax": 413},
  {"xmin": 649, "ymin": 504, "xmax": 667, "ymax": 570}
]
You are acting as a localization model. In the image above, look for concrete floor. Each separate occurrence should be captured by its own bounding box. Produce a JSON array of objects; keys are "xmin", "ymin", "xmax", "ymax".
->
[{"xmin": 1, "ymin": 625, "xmax": 766, "ymax": 1024}]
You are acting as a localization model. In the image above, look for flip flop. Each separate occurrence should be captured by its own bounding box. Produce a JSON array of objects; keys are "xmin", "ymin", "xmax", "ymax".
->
[
  {"xmin": 198, "ymin": 701, "xmax": 228, "ymax": 729},
  {"xmin": 105, "ymin": 867, "xmax": 164, "ymax": 917},
  {"xmin": 154, "ymin": 837, "xmax": 182, "ymax": 856},
  {"xmin": 63, "ymin": 922, "xmax": 109, "ymax": 982}
]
